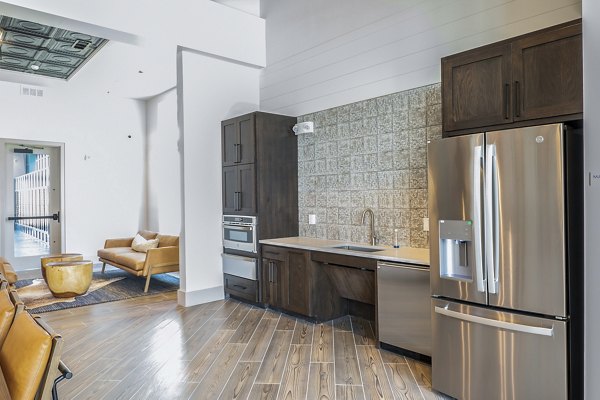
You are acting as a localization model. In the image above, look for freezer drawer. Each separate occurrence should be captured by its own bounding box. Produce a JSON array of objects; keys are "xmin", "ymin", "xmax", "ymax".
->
[
  {"xmin": 377, "ymin": 262, "xmax": 431, "ymax": 356},
  {"xmin": 432, "ymin": 298, "xmax": 567, "ymax": 400}
]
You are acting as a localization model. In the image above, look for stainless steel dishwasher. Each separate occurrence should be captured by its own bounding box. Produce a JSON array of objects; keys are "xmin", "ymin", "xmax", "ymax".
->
[{"xmin": 377, "ymin": 261, "xmax": 431, "ymax": 356}]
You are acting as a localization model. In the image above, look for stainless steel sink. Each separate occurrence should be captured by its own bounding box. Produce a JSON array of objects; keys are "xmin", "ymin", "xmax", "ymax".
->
[{"xmin": 332, "ymin": 245, "xmax": 384, "ymax": 253}]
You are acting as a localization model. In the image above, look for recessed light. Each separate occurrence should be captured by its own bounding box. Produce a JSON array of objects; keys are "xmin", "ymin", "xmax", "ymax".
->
[{"xmin": 30, "ymin": 64, "xmax": 40, "ymax": 71}]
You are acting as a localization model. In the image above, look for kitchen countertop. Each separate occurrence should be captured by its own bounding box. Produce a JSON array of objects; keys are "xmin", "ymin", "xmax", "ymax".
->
[{"xmin": 260, "ymin": 236, "xmax": 429, "ymax": 266}]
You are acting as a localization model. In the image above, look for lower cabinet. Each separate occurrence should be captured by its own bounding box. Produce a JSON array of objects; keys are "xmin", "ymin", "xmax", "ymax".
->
[
  {"xmin": 262, "ymin": 245, "xmax": 311, "ymax": 316},
  {"xmin": 261, "ymin": 245, "xmax": 375, "ymax": 322},
  {"xmin": 224, "ymin": 273, "xmax": 257, "ymax": 302}
]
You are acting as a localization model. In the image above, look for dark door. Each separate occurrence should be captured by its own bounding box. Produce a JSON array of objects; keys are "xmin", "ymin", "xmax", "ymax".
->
[
  {"xmin": 238, "ymin": 114, "xmax": 255, "ymax": 165},
  {"xmin": 238, "ymin": 163, "xmax": 256, "ymax": 214},
  {"xmin": 512, "ymin": 23, "xmax": 582, "ymax": 121},
  {"xmin": 222, "ymin": 118, "xmax": 238, "ymax": 166},
  {"xmin": 283, "ymin": 250, "xmax": 310, "ymax": 315},
  {"xmin": 442, "ymin": 44, "xmax": 512, "ymax": 132},
  {"xmin": 265, "ymin": 258, "xmax": 283, "ymax": 308},
  {"xmin": 262, "ymin": 258, "xmax": 274, "ymax": 305},
  {"xmin": 222, "ymin": 166, "xmax": 238, "ymax": 213}
]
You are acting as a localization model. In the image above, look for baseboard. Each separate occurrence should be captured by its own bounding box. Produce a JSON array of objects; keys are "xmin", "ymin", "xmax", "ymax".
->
[{"xmin": 177, "ymin": 286, "xmax": 224, "ymax": 307}]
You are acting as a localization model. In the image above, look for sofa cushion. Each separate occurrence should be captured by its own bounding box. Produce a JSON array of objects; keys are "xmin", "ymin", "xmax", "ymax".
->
[
  {"xmin": 114, "ymin": 252, "xmax": 147, "ymax": 271},
  {"xmin": 157, "ymin": 234, "xmax": 179, "ymax": 248},
  {"xmin": 98, "ymin": 247, "xmax": 133, "ymax": 263},
  {"xmin": 0, "ymin": 312, "xmax": 52, "ymax": 400},
  {"xmin": 138, "ymin": 230, "xmax": 158, "ymax": 240},
  {"xmin": 132, "ymin": 234, "xmax": 159, "ymax": 253},
  {"xmin": 0, "ymin": 290, "xmax": 15, "ymax": 347},
  {"xmin": 0, "ymin": 259, "xmax": 16, "ymax": 285}
]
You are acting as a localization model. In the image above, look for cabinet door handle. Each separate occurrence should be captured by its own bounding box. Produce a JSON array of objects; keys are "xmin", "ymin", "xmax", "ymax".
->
[
  {"xmin": 232, "ymin": 284, "xmax": 247, "ymax": 290},
  {"xmin": 233, "ymin": 191, "xmax": 238, "ymax": 211},
  {"xmin": 235, "ymin": 143, "xmax": 241, "ymax": 163},
  {"xmin": 236, "ymin": 192, "xmax": 242, "ymax": 211},
  {"xmin": 503, "ymin": 83, "xmax": 510, "ymax": 119},
  {"xmin": 514, "ymin": 81, "xmax": 521, "ymax": 118},
  {"xmin": 269, "ymin": 262, "xmax": 274, "ymax": 283}
]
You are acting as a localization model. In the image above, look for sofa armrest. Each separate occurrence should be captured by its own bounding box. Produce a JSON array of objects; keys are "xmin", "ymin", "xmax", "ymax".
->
[
  {"xmin": 143, "ymin": 247, "xmax": 179, "ymax": 275},
  {"xmin": 104, "ymin": 237, "xmax": 134, "ymax": 249},
  {"xmin": 0, "ymin": 260, "xmax": 17, "ymax": 284}
]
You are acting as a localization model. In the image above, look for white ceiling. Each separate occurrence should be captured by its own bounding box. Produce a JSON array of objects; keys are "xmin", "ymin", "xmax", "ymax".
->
[
  {"xmin": 0, "ymin": 5, "xmax": 176, "ymax": 100},
  {"xmin": 0, "ymin": 39, "xmax": 176, "ymax": 99},
  {"xmin": 0, "ymin": 0, "xmax": 266, "ymax": 101}
]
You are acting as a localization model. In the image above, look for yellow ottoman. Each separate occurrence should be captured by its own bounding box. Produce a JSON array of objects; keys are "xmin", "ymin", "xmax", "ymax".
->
[
  {"xmin": 45, "ymin": 261, "xmax": 93, "ymax": 298},
  {"xmin": 40, "ymin": 254, "xmax": 83, "ymax": 283}
]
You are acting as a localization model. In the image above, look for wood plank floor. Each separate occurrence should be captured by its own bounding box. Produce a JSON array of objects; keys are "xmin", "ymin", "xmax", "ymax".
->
[{"xmin": 40, "ymin": 293, "xmax": 452, "ymax": 400}]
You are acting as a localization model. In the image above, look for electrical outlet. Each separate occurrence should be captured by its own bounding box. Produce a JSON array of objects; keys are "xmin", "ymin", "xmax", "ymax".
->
[
  {"xmin": 423, "ymin": 217, "xmax": 430, "ymax": 232},
  {"xmin": 308, "ymin": 214, "xmax": 317, "ymax": 225}
]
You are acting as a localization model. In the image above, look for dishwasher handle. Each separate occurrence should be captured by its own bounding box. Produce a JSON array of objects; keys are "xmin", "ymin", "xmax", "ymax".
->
[{"xmin": 377, "ymin": 261, "xmax": 429, "ymax": 271}]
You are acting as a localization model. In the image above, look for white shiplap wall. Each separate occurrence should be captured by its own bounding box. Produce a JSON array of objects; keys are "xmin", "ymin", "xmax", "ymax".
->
[{"xmin": 260, "ymin": 0, "xmax": 582, "ymax": 116}]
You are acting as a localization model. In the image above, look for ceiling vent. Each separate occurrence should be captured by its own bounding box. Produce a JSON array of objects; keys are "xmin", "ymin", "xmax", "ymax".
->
[
  {"xmin": 21, "ymin": 85, "xmax": 44, "ymax": 97},
  {"xmin": 72, "ymin": 40, "xmax": 90, "ymax": 50}
]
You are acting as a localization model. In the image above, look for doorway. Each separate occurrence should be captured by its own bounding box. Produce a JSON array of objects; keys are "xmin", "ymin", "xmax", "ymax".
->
[{"xmin": 0, "ymin": 140, "xmax": 64, "ymax": 270}]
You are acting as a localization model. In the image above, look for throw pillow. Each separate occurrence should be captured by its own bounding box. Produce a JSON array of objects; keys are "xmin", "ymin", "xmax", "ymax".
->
[{"xmin": 131, "ymin": 233, "xmax": 159, "ymax": 253}]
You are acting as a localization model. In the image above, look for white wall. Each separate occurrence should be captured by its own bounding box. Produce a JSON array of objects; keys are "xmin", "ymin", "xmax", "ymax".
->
[
  {"xmin": 583, "ymin": 0, "xmax": 599, "ymax": 398},
  {"xmin": 0, "ymin": 0, "xmax": 266, "ymax": 67},
  {"xmin": 260, "ymin": 0, "xmax": 582, "ymax": 116},
  {"xmin": 177, "ymin": 49, "xmax": 260, "ymax": 306},
  {"xmin": 0, "ymin": 81, "xmax": 146, "ymax": 266},
  {"xmin": 145, "ymin": 88, "xmax": 181, "ymax": 235}
]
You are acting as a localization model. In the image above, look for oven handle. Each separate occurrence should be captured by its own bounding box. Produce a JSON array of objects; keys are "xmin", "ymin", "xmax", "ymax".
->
[{"xmin": 224, "ymin": 225, "xmax": 253, "ymax": 231}]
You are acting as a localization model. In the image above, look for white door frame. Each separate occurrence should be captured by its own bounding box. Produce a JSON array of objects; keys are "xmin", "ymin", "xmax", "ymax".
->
[{"xmin": 0, "ymin": 138, "xmax": 65, "ymax": 270}]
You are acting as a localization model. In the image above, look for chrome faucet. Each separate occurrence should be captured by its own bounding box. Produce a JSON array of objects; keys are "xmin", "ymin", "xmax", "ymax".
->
[{"xmin": 361, "ymin": 208, "xmax": 377, "ymax": 246}]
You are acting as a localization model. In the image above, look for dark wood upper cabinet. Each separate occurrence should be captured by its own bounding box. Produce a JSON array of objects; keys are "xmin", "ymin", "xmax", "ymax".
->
[
  {"xmin": 512, "ymin": 23, "xmax": 582, "ymax": 121},
  {"xmin": 222, "ymin": 120, "xmax": 238, "ymax": 165},
  {"xmin": 221, "ymin": 112, "xmax": 298, "ymax": 223},
  {"xmin": 238, "ymin": 163, "xmax": 256, "ymax": 214},
  {"xmin": 222, "ymin": 114, "xmax": 256, "ymax": 166},
  {"xmin": 442, "ymin": 20, "xmax": 582, "ymax": 136},
  {"xmin": 443, "ymin": 44, "xmax": 512, "ymax": 132},
  {"xmin": 222, "ymin": 164, "xmax": 256, "ymax": 214},
  {"xmin": 238, "ymin": 115, "xmax": 255, "ymax": 165},
  {"xmin": 222, "ymin": 166, "xmax": 238, "ymax": 214}
]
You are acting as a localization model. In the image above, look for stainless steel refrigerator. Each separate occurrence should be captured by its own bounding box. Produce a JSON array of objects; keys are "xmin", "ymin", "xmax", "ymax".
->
[{"xmin": 427, "ymin": 124, "xmax": 583, "ymax": 400}]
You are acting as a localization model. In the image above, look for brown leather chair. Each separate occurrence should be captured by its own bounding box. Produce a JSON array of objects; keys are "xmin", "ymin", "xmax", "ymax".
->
[
  {"xmin": 0, "ymin": 258, "xmax": 18, "ymax": 285},
  {"xmin": 0, "ymin": 310, "xmax": 67, "ymax": 400},
  {"xmin": 0, "ymin": 288, "xmax": 24, "ymax": 349}
]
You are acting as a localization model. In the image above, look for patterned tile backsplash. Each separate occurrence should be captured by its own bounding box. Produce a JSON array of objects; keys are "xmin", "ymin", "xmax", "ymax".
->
[{"xmin": 297, "ymin": 83, "xmax": 442, "ymax": 248}]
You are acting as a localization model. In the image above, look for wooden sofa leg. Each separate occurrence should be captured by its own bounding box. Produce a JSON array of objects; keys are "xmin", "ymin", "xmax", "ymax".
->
[
  {"xmin": 101, "ymin": 262, "xmax": 106, "ymax": 273},
  {"xmin": 144, "ymin": 270, "xmax": 152, "ymax": 293}
]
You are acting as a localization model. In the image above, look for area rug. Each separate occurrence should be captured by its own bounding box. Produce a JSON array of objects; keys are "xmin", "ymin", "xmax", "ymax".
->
[{"xmin": 14, "ymin": 269, "xmax": 179, "ymax": 313}]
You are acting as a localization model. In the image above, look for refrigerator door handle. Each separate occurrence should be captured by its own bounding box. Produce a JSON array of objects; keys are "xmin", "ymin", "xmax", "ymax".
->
[
  {"xmin": 485, "ymin": 144, "xmax": 499, "ymax": 294},
  {"xmin": 434, "ymin": 306, "xmax": 553, "ymax": 337},
  {"xmin": 472, "ymin": 145, "xmax": 485, "ymax": 292}
]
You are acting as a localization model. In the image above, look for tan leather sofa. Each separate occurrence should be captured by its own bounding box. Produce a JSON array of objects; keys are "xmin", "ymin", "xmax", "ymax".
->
[
  {"xmin": 0, "ymin": 258, "xmax": 17, "ymax": 285},
  {"xmin": 97, "ymin": 230, "xmax": 179, "ymax": 292}
]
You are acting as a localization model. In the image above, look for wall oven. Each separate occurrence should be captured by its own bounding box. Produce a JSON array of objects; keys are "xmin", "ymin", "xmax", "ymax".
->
[{"xmin": 222, "ymin": 215, "xmax": 257, "ymax": 253}]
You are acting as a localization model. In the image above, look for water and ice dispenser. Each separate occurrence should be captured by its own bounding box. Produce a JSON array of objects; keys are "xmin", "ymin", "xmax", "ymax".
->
[{"xmin": 438, "ymin": 220, "xmax": 474, "ymax": 281}]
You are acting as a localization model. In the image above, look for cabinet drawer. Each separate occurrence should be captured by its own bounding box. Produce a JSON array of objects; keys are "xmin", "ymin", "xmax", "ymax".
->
[
  {"xmin": 261, "ymin": 245, "xmax": 287, "ymax": 261},
  {"xmin": 224, "ymin": 274, "xmax": 257, "ymax": 301}
]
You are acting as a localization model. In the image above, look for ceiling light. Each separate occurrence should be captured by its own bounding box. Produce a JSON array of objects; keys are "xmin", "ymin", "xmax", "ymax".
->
[
  {"xmin": 0, "ymin": 29, "xmax": 4, "ymax": 41},
  {"xmin": 30, "ymin": 64, "xmax": 40, "ymax": 71}
]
